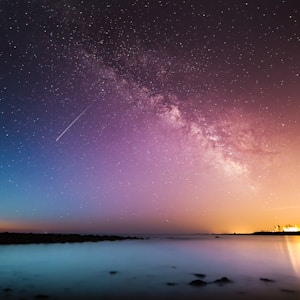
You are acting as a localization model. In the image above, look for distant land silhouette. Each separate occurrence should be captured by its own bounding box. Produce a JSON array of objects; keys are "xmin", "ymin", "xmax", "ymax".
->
[
  {"xmin": 253, "ymin": 231, "xmax": 300, "ymax": 236},
  {"xmin": 0, "ymin": 232, "xmax": 141, "ymax": 245}
]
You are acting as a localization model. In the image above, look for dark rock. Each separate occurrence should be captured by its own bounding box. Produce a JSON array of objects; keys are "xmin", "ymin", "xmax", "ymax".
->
[
  {"xmin": 189, "ymin": 279, "xmax": 207, "ymax": 286},
  {"xmin": 193, "ymin": 273, "xmax": 206, "ymax": 278},
  {"xmin": 109, "ymin": 271, "xmax": 118, "ymax": 275},
  {"xmin": 281, "ymin": 289, "xmax": 296, "ymax": 294},
  {"xmin": 166, "ymin": 282, "xmax": 177, "ymax": 286},
  {"xmin": 34, "ymin": 295, "xmax": 49, "ymax": 299},
  {"xmin": 214, "ymin": 277, "xmax": 232, "ymax": 285},
  {"xmin": 260, "ymin": 277, "xmax": 275, "ymax": 283}
]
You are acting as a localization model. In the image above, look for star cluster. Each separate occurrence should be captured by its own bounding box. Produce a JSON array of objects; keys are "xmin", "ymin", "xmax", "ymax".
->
[{"xmin": 1, "ymin": 0, "xmax": 300, "ymax": 234}]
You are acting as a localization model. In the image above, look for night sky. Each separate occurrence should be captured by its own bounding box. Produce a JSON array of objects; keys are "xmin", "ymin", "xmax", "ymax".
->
[{"xmin": 1, "ymin": 0, "xmax": 299, "ymax": 234}]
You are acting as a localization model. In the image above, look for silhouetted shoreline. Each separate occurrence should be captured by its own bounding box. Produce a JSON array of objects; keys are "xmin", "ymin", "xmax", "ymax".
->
[
  {"xmin": 0, "ymin": 232, "xmax": 141, "ymax": 245},
  {"xmin": 1, "ymin": 231, "xmax": 299, "ymax": 245},
  {"xmin": 253, "ymin": 231, "xmax": 300, "ymax": 236}
]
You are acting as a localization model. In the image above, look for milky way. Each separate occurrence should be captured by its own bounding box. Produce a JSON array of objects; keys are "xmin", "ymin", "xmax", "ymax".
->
[{"xmin": 1, "ymin": 0, "xmax": 300, "ymax": 233}]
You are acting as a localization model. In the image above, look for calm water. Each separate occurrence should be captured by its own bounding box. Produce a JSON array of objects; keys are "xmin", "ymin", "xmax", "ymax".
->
[{"xmin": 0, "ymin": 235, "xmax": 299, "ymax": 299}]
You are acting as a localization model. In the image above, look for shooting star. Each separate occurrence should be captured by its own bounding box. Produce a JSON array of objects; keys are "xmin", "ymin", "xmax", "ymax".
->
[{"xmin": 56, "ymin": 104, "xmax": 91, "ymax": 142}]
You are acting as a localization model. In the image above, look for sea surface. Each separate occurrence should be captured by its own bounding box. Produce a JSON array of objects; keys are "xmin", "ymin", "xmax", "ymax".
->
[{"xmin": 0, "ymin": 235, "xmax": 299, "ymax": 299}]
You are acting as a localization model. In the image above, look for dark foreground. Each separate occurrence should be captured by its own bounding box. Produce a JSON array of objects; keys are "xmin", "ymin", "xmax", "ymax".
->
[{"xmin": 0, "ymin": 232, "xmax": 140, "ymax": 244}]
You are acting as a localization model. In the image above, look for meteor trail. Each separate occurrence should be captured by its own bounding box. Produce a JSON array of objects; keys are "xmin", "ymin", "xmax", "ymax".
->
[{"xmin": 56, "ymin": 104, "xmax": 91, "ymax": 142}]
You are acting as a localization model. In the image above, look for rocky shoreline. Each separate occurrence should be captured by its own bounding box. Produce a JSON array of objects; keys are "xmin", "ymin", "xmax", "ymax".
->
[{"xmin": 0, "ymin": 232, "xmax": 141, "ymax": 245}]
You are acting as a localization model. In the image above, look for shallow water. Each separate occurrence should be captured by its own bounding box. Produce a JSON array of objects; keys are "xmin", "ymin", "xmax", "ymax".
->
[{"xmin": 0, "ymin": 235, "xmax": 299, "ymax": 299}]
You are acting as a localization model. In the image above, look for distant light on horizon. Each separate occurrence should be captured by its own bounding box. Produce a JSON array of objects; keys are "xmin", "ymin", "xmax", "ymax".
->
[{"xmin": 273, "ymin": 224, "xmax": 300, "ymax": 233}]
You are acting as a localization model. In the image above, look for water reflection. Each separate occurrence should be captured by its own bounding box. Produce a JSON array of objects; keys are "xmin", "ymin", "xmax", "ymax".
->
[
  {"xmin": 0, "ymin": 236, "xmax": 299, "ymax": 299},
  {"xmin": 284, "ymin": 236, "xmax": 300, "ymax": 276}
]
